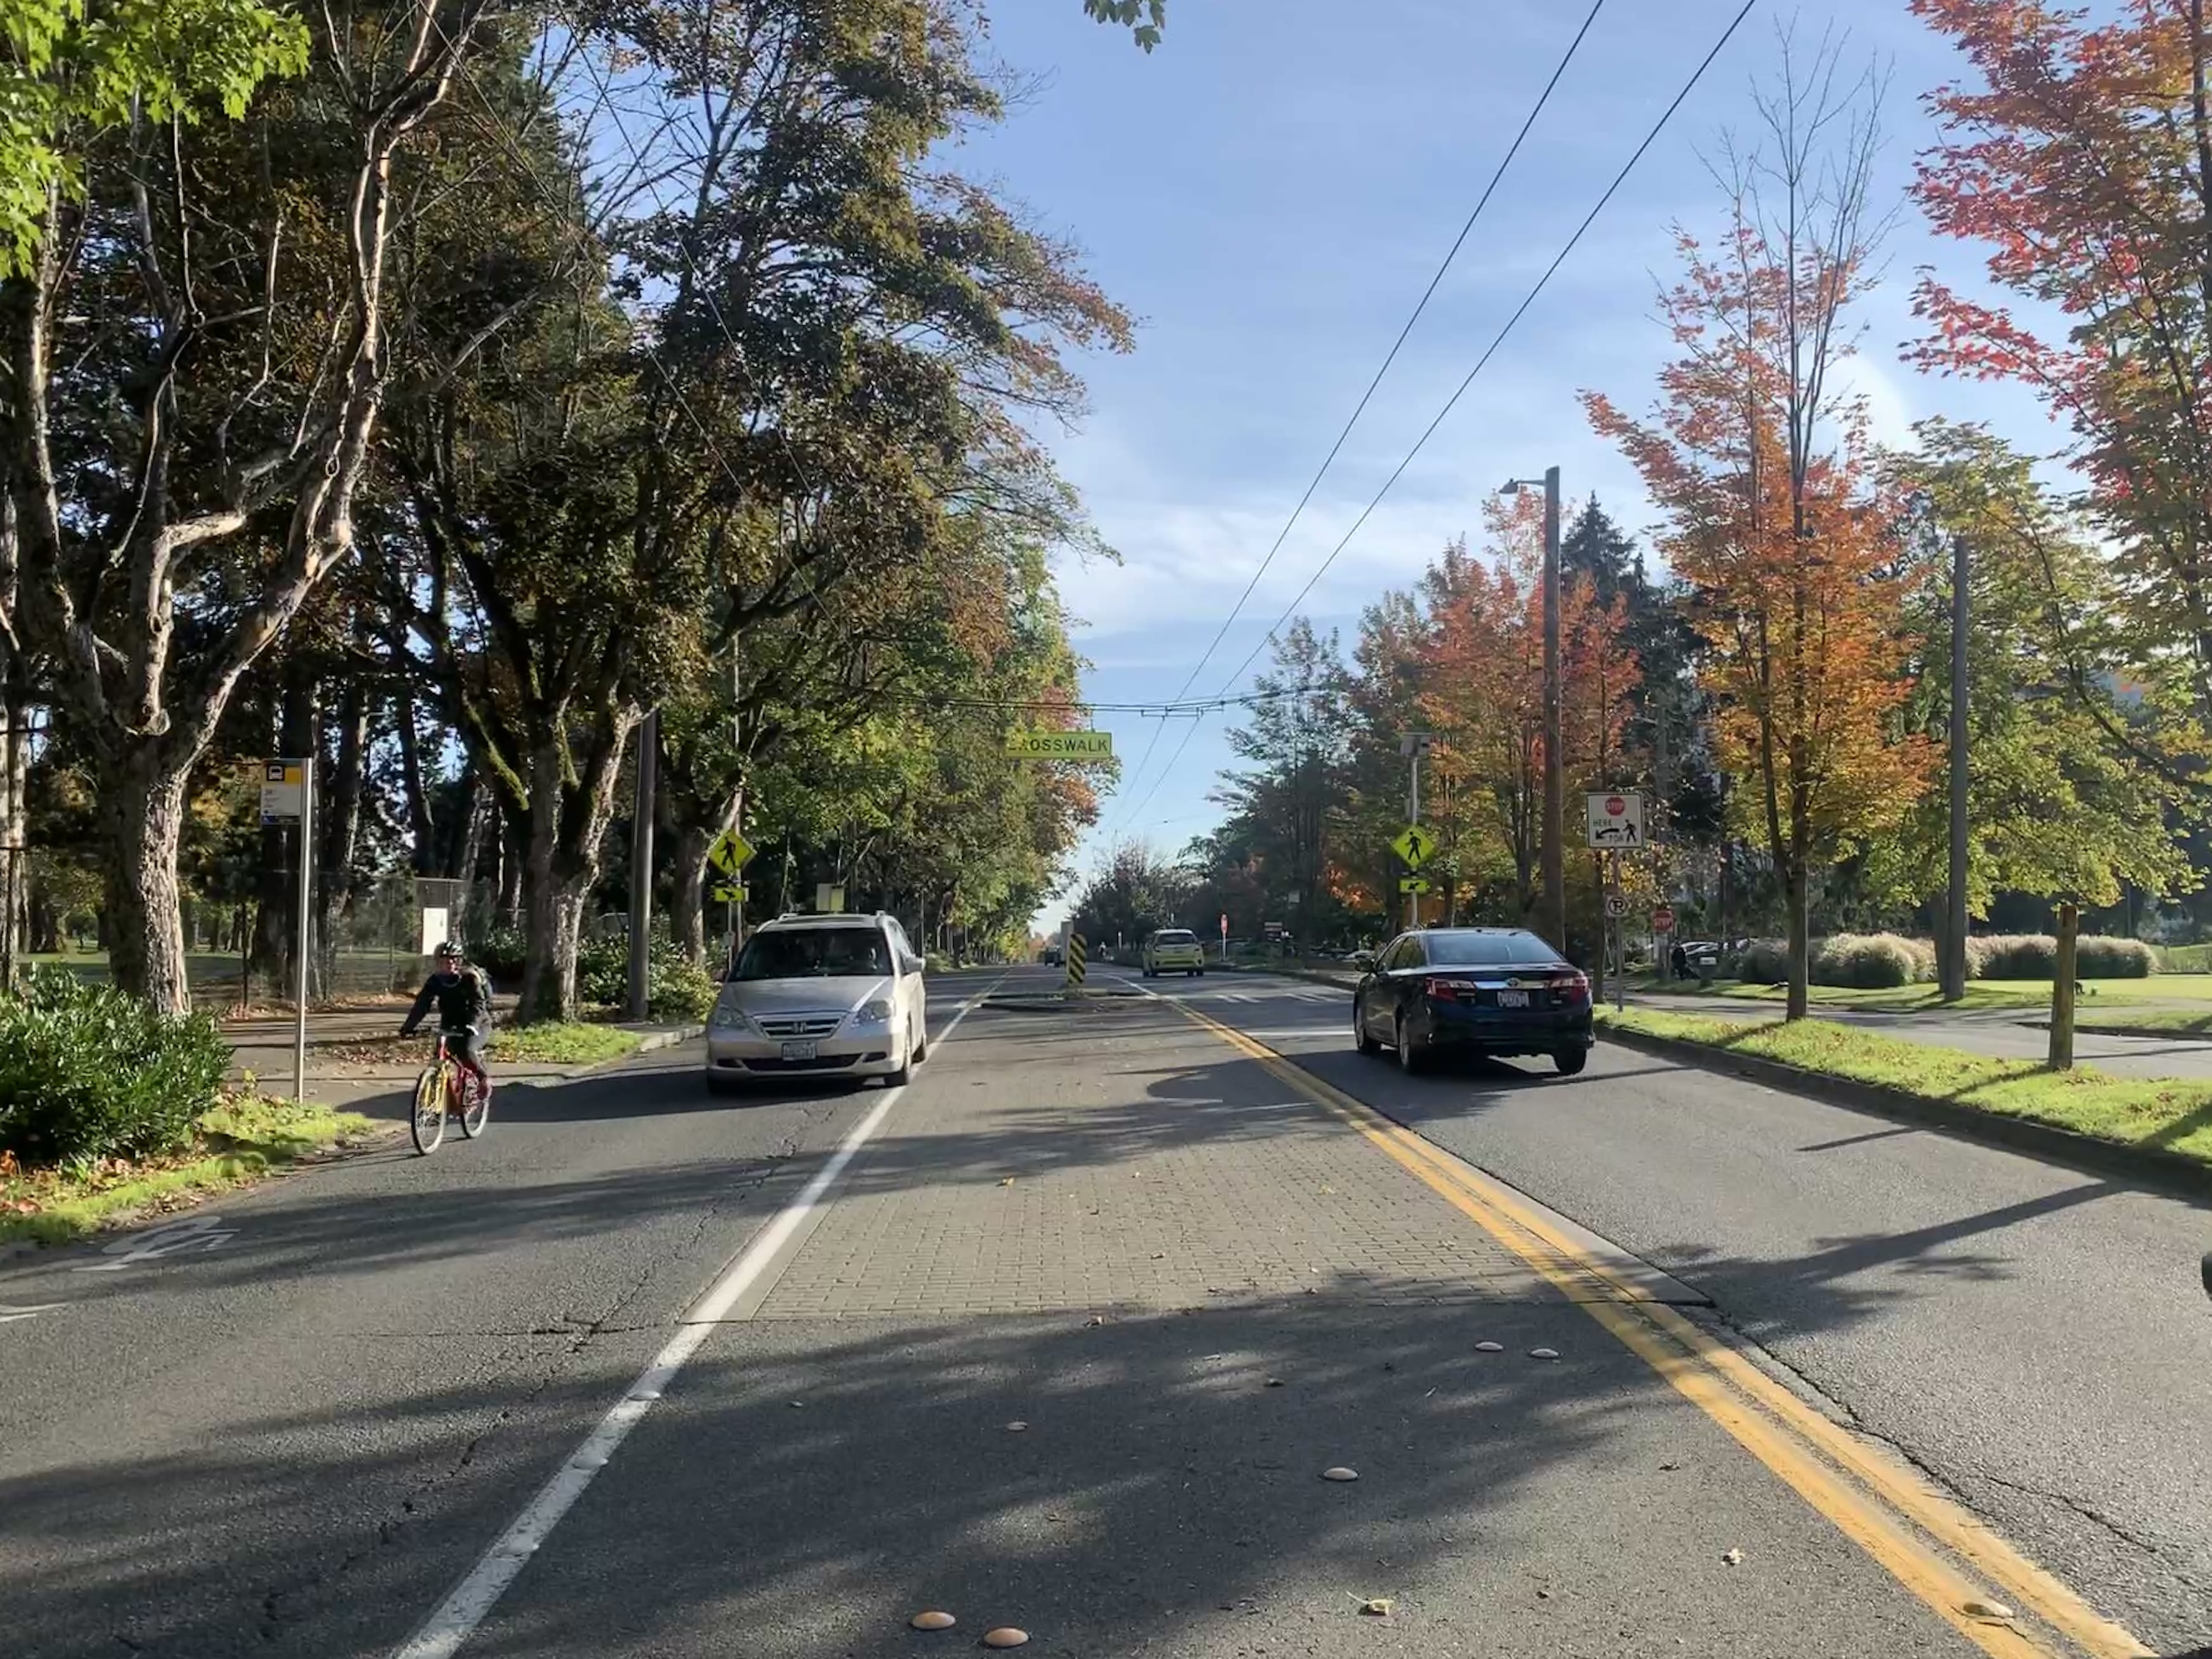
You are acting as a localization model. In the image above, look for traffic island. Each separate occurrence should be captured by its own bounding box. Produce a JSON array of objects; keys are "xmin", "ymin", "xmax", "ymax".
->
[{"xmin": 1598, "ymin": 1006, "xmax": 2212, "ymax": 1193}]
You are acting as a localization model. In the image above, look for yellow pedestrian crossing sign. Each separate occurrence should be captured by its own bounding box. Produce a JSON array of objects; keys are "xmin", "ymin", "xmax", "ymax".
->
[
  {"xmin": 1391, "ymin": 825, "xmax": 1436, "ymax": 869},
  {"xmin": 1399, "ymin": 876, "xmax": 1430, "ymax": 895},
  {"xmin": 712, "ymin": 885, "xmax": 748, "ymax": 904},
  {"xmin": 707, "ymin": 830, "xmax": 755, "ymax": 877}
]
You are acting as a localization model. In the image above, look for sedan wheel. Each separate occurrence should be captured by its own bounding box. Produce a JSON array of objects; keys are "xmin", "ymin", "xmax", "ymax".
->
[
  {"xmin": 1354, "ymin": 998, "xmax": 1383, "ymax": 1056},
  {"xmin": 1396, "ymin": 1017, "xmax": 1427, "ymax": 1076}
]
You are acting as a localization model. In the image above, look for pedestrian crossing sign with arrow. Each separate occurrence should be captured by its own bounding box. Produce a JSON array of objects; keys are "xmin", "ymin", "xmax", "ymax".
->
[
  {"xmin": 1398, "ymin": 876, "xmax": 1430, "ymax": 896},
  {"xmin": 707, "ymin": 830, "xmax": 755, "ymax": 877},
  {"xmin": 712, "ymin": 885, "xmax": 748, "ymax": 904},
  {"xmin": 1391, "ymin": 825, "xmax": 1436, "ymax": 869}
]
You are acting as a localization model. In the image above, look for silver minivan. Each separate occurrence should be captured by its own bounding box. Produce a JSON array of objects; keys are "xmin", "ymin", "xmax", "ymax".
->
[{"xmin": 705, "ymin": 913, "xmax": 928, "ymax": 1093}]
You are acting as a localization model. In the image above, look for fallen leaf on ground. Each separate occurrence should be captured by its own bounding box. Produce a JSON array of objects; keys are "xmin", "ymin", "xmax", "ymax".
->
[
  {"xmin": 909, "ymin": 1611, "xmax": 956, "ymax": 1630},
  {"xmin": 1005, "ymin": 1421, "xmax": 1028, "ymax": 1432},
  {"xmin": 1962, "ymin": 1600, "xmax": 2015, "ymax": 1621},
  {"xmin": 1322, "ymin": 1466, "xmax": 1359, "ymax": 1482},
  {"xmin": 1721, "ymin": 1548, "xmax": 1745, "ymax": 1566},
  {"xmin": 1474, "ymin": 1341, "xmax": 1504, "ymax": 1353},
  {"xmin": 983, "ymin": 1628, "xmax": 1029, "ymax": 1649},
  {"xmin": 1358, "ymin": 1599, "xmax": 1393, "ymax": 1617},
  {"xmin": 1528, "ymin": 1347, "xmax": 1560, "ymax": 1360}
]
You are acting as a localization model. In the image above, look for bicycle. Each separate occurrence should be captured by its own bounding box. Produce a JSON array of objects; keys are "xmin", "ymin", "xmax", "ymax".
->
[{"xmin": 410, "ymin": 1027, "xmax": 490, "ymax": 1155}]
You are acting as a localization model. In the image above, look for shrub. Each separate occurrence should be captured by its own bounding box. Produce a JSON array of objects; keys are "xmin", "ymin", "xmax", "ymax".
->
[
  {"xmin": 1729, "ymin": 939, "xmax": 1791, "ymax": 984},
  {"xmin": 0, "ymin": 968, "xmax": 232, "ymax": 1166},
  {"xmin": 2076, "ymin": 935, "xmax": 2158, "ymax": 979},
  {"xmin": 925, "ymin": 952, "xmax": 952, "ymax": 975},
  {"xmin": 577, "ymin": 935, "xmax": 631, "ymax": 1006},
  {"xmin": 1812, "ymin": 933, "xmax": 1934, "ymax": 989},
  {"xmin": 1966, "ymin": 934, "xmax": 2157, "ymax": 980},
  {"xmin": 2164, "ymin": 943, "xmax": 2212, "ymax": 974},
  {"xmin": 471, "ymin": 925, "xmax": 528, "ymax": 985},
  {"xmin": 648, "ymin": 957, "xmax": 719, "ymax": 1024}
]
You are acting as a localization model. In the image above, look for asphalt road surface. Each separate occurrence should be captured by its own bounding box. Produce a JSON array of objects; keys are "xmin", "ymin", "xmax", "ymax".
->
[{"xmin": 2, "ymin": 966, "xmax": 2207, "ymax": 1658}]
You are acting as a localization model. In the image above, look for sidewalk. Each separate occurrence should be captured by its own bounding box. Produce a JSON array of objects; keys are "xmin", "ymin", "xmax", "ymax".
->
[{"xmin": 221, "ymin": 1000, "xmax": 699, "ymax": 1109}]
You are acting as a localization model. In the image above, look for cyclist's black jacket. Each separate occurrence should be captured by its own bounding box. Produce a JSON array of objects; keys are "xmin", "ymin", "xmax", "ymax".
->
[{"xmin": 403, "ymin": 968, "xmax": 493, "ymax": 1034}]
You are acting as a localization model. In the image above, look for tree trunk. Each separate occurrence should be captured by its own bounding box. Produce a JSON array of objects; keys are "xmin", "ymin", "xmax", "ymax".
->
[
  {"xmin": 1784, "ymin": 858, "xmax": 1810, "ymax": 1021},
  {"xmin": 519, "ymin": 850, "xmax": 590, "ymax": 1025},
  {"xmin": 497, "ymin": 807, "xmax": 524, "ymax": 926},
  {"xmin": 674, "ymin": 825, "xmax": 711, "ymax": 967},
  {"xmin": 314, "ymin": 681, "xmax": 370, "ymax": 999},
  {"xmin": 453, "ymin": 778, "xmax": 490, "ymax": 884},
  {"xmin": 397, "ymin": 686, "xmax": 437, "ymax": 874},
  {"xmin": 2049, "ymin": 901, "xmax": 2079, "ymax": 1070},
  {"xmin": 103, "ymin": 748, "xmax": 192, "ymax": 1015}
]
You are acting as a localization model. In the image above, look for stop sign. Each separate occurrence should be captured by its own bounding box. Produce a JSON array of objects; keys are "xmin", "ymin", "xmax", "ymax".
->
[
  {"xmin": 1653, "ymin": 905, "xmax": 1676, "ymax": 932},
  {"xmin": 1606, "ymin": 795, "xmax": 1627, "ymax": 816}
]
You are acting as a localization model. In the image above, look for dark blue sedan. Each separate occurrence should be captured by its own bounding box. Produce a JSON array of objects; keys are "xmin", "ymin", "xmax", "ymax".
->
[{"xmin": 1351, "ymin": 927, "xmax": 1593, "ymax": 1076}]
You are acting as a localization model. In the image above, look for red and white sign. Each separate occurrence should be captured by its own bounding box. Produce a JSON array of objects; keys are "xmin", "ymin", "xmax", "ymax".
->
[
  {"xmin": 1652, "ymin": 905, "xmax": 1676, "ymax": 933},
  {"xmin": 1584, "ymin": 789, "xmax": 1646, "ymax": 848}
]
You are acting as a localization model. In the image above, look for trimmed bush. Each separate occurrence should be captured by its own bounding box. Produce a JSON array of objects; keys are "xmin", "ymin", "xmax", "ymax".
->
[
  {"xmin": 1966, "ymin": 933, "xmax": 2157, "ymax": 980},
  {"xmin": 1730, "ymin": 939, "xmax": 1791, "ymax": 984},
  {"xmin": 1813, "ymin": 933, "xmax": 1934, "ymax": 989},
  {"xmin": 0, "ymin": 968, "xmax": 232, "ymax": 1167}
]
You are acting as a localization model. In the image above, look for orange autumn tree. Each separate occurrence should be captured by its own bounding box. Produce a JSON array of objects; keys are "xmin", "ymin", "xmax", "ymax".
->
[
  {"xmin": 1911, "ymin": 0, "xmax": 2212, "ymax": 735},
  {"xmin": 1418, "ymin": 495, "xmax": 1639, "ymax": 926},
  {"xmin": 1585, "ymin": 42, "xmax": 1929, "ymax": 1017}
]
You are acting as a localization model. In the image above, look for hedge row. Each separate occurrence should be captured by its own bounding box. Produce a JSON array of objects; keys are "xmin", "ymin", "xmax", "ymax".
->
[{"xmin": 1727, "ymin": 932, "xmax": 2158, "ymax": 988}]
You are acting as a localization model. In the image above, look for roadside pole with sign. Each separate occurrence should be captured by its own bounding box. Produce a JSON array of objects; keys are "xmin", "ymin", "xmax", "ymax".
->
[
  {"xmin": 1586, "ymin": 791, "xmax": 1645, "ymax": 1014},
  {"xmin": 1219, "ymin": 912, "xmax": 1228, "ymax": 962},
  {"xmin": 708, "ymin": 828, "xmax": 755, "ymax": 974},
  {"xmin": 260, "ymin": 758, "xmax": 314, "ymax": 1099}
]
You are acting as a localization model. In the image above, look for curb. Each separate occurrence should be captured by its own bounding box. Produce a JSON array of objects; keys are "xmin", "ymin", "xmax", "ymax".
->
[{"xmin": 1599, "ymin": 1023, "xmax": 2212, "ymax": 1200}]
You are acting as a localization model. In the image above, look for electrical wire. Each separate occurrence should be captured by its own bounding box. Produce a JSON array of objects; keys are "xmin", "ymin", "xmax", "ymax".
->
[
  {"xmin": 1110, "ymin": 0, "xmax": 1762, "ymax": 834},
  {"xmin": 1104, "ymin": 0, "xmax": 1607, "ymax": 833}
]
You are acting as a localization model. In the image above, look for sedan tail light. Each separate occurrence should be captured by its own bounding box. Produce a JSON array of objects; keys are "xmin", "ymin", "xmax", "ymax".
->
[
  {"xmin": 1553, "ymin": 972, "xmax": 1591, "ymax": 1005},
  {"xmin": 1423, "ymin": 977, "xmax": 1477, "ymax": 1001}
]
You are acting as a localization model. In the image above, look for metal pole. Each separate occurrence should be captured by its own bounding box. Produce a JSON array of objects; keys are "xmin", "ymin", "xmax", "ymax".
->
[
  {"xmin": 1408, "ymin": 746, "xmax": 1422, "ymax": 929},
  {"xmin": 294, "ymin": 753, "xmax": 314, "ymax": 1101},
  {"xmin": 1541, "ymin": 465, "xmax": 1566, "ymax": 956},
  {"xmin": 628, "ymin": 710, "xmax": 659, "ymax": 1020},
  {"xmin": 1942, "ymin": 532, "xmax": 1971, "ymax": 1002}
]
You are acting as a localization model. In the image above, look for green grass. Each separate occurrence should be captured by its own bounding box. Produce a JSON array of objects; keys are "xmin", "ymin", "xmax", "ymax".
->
[
  {"xmin": 2051, "ymin": 1006, "xmax": 2212, "ymax": 1037},
  {"xmin": 1598, "ymin": 1006, "xmax": 2212, "ymax": 1169},
  {"xmin": 1, "ymin": 1095, "xmax": 376, "ymax": 1247},
  {"xmin": 490, "ymin": 1022, "xmax": 642, "ymax": 1065}
]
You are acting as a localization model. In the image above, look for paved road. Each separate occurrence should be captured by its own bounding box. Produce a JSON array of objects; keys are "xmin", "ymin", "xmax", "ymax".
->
[{"xmin": 1, "ymin": 967, "xmax": 2204, "ymax": 1657}]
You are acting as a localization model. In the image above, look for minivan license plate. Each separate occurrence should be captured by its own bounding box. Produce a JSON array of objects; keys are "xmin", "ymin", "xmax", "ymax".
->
[
  {"xmin": 1496, "ymin": 990, "xmax": 1530, "ymax": 1009},
  {"xmin": 780, "ymin": 1040, "xmax": 819, "ymax": 1062}
]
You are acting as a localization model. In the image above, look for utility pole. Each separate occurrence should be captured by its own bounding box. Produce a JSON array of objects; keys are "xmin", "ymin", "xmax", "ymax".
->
[
  {"xmin": 1499, "ymin": 467, "xmax": 1566, "ymax": 954},
  {"xmin": 1941, "ymin": 532, "xmax": 1971, "ymax": 1003},
  {"xmin": 627, "ymin": 710, "xmax": 659, "ymax": 1020},
  {"xmin": 1405, "ymin": 734, "xmax": 1429, "ymax": 927}
]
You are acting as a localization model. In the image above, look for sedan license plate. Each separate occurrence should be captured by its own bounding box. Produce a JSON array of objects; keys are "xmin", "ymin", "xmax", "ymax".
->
[
  {"xmin": 779, "ymin": 1040, "xmax": 819, "ymax": 1062},
  {"xmin": 1495, "ymin": 989, "xmax": 1531, "ymax": 1009}
]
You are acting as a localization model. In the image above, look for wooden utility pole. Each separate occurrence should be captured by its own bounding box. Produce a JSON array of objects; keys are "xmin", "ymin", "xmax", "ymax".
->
[
  {"xmin": 1542, "ymin": 466, "xmax": 1566, "ymax": 956},
  {"xmin": 1941, "ymin": 533, "xmax": 1970, "ymax": 1002}
]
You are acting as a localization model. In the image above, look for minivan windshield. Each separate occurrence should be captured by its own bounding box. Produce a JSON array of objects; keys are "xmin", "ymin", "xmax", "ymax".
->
[
  {"xmin": 1153, "ymin": 930, "xmax": 1196, "ymax": 946},
  {"xmin": 733, "ymin": 927, "xmax": 890, "ymax": 981},
  {"xmin": 1424, "ymin": 932, "xmax": 1561, "ymax": 967}
]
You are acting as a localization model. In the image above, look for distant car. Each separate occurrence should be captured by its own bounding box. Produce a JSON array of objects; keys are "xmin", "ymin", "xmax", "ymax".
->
[
  {"xmin": 1041, "ymin": 945, "xmax": 1062, "ymax": 966},
  {"xmin": 706, "ymin": 912, "xmax": 928, "ymax": 1093},
  {"xmin": 1143, "ymin": 928, "xmax": 1206, "ymax": 978},
  {"xmin": 1352, "ymin": 926, "xmax": 1593, "ymax": 1076}
]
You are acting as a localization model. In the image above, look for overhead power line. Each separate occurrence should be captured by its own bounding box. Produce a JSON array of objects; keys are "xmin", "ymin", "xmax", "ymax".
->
[
  {"xmin": 1103, "ymin": 0, "xmax": 1609, "ymax": 834},
  {"xmin": 1113, "ymin": 0, "xmax": 1762, "ymax": 832}
]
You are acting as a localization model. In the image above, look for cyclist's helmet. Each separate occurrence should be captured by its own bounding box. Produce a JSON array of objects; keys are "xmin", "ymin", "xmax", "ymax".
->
[{"xmin": 435, "ymin": 941, "xmax": 463, "ymax": 964}]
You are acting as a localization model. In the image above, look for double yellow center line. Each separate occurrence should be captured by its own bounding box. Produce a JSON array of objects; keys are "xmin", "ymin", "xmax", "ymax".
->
[{"xmin": 1177, "ymin": 1002, "xmax": 2151, "ymax": 1659}]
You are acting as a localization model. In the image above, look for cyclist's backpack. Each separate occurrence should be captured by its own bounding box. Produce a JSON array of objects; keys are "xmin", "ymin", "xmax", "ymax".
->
[{"xmin": 459, "ymin": 966, "xmax": 494, "ymax": 1025}]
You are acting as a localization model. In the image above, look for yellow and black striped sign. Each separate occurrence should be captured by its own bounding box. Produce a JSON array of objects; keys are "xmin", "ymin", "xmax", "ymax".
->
[{"xmin": 1065, "ymin": 932, "xmax": 1087, "ymax": 988}]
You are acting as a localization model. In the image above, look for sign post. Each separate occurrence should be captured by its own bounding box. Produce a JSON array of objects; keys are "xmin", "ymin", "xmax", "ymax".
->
[
  {"xmin": 1218, "ymin": 912, "xmax": 1228, "ymax": 962},
  {"xmin": 261, "ymin": 759, "xmax": 313, "ymax": 1101},
  {"xmin": 708, "ymin": 829, "xmax": 755, "ymax": 974}
]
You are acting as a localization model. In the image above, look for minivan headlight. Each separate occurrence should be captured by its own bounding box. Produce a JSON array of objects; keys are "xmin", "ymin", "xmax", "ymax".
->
[
  {"xmin": 857, "ymin": 998, "xmax": 894, "ymax": 1024},
  {"xmin": 710, "ymin": 1002, "xmax": 752, "ymax": 1031}
]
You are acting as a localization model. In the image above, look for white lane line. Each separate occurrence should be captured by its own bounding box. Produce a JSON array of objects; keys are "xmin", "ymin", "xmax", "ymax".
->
[{"xmin": 390, "ymin": 983, "xmax": 1003, "ymax": 1659}]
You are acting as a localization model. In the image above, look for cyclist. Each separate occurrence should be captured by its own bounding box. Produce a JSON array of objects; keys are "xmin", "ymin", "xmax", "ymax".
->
[{"xmin": 401, "ymin": 941, "xmax": 494, "ymax": 1105}]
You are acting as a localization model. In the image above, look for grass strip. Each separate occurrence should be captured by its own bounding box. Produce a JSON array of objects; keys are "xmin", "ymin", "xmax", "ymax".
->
[
  {"xmin": 1598, "ymin": 1006, "xmax": 2212, "ymax": 1170},
  {"xmin": 1, "ymin": 1095, "xmax": 376, "ymax": 1248},
  {"xmin": 489, "ymin": 1022, "xmax": 643, "ymax": 1065}
]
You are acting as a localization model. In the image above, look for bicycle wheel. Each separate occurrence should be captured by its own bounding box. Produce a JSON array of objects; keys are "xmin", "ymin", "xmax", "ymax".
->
[
  {"xmin": 458, "ymin": 1069, "xmax": 490, "ymax": 1139},
  {"xmin": 410, "ymin": 1066, "xmax": 448, "ymax": 1154}
]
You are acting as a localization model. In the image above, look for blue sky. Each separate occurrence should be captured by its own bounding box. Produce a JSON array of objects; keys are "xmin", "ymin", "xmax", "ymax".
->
[{"xmin": 947, "ymin": 1, "xmax": 2058, "ymax": 929}]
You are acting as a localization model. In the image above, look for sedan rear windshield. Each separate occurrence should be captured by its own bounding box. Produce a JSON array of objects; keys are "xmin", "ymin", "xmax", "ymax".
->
[
  {"xmin": 1424, "ymin": 933, "xmax": 1562, "ymax": 968},
  {"xmin": 1154, "ymin": 931, "xmax": 1197, "ymax": 946},
  {"xmin": 733, "ymin": 928, "xmax": 890, "ymax": 980}
]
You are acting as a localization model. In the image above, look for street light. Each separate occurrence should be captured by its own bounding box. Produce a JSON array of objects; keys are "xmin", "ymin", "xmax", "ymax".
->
[{"xmin": 1499, "ymin": 467, "xmax": 1566, "ymax": 956}]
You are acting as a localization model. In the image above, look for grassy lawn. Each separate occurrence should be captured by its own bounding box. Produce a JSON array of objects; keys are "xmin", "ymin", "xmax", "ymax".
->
[
  {"xmin": 1645, "ymin": 977, "xmax": 2212, "ymax": 1013},
  {"xmin": 2055, "ymin": 1006, "xmax": 2212, "ymax": 1037},
  {"xmin": 1598, "ymin": 1007, "xmax": 2212, "ymax": 1169},
  {"xmin": 490, "ymin": 1022, "xmax": 643, "ymax": 1065},
  {"xmin": 1, "ymin": 1095, "xmax": 376, "ymax": 1248}
]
